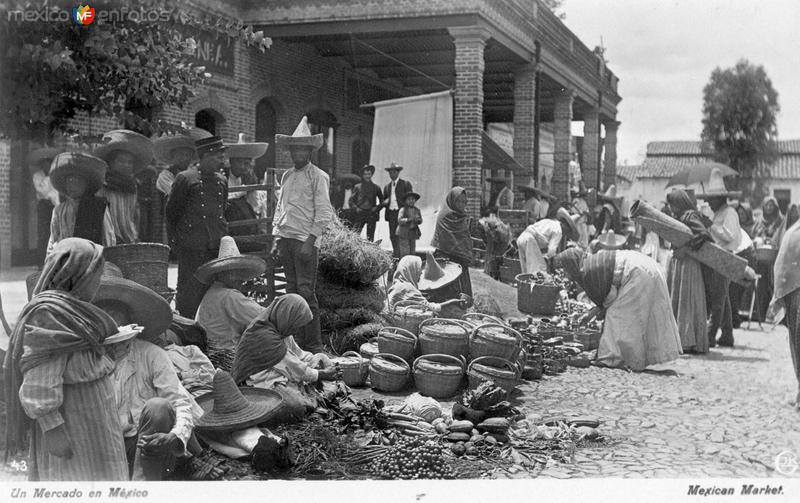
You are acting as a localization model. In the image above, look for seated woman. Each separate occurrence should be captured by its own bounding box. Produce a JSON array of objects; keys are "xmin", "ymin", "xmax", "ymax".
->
[
  {"xmin": 230, "ymin": 295, "xmax": 341, "ymax": 422},
  {"xmin": 387, "ymin": 254, "xmax": 468, "ymax": 314},
  {"xmin": 553, "ymin": 247, "xmax": 682, "ymax": 371}
]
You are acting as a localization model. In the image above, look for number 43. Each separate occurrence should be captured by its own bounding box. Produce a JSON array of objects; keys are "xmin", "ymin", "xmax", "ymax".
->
[{"xmin": 9, "ymin": 460, "xmax": 27, "ymax": 472}]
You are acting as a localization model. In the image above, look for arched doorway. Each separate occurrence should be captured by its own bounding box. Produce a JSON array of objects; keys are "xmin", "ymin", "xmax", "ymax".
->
[
  {"xmin": 255, "ymin": 98, "xmax": 278, "ymax": 181},
  {"xmin": 195, "ymin": 108, "xmax": 225, "ymax": 136},
  {"xmin": 351, "ymin": 139, "xmax": 370, "ymax": 175},
  {"xmin": 306, "ymin": 109, "xmax": 338, "ymax": 176}
]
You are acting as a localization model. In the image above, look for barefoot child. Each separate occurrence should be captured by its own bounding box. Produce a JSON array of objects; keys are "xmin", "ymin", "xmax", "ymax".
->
[{"xmin": 396, "ymin": 191, "xmax": 422, "ymax": 257}]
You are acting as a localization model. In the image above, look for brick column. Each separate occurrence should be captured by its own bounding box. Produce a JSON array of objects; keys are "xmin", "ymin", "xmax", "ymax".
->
[
  {"xmin": 552, "ymin": 88, "xmax": 574, "ymax": 202},
  {"xmin": 449, "ymin": 26, "xmax": 490, "ymax": 217},
  {"xmin": 582, "ymin": 107, "xmax": 600, "ymax": 191},
  {"xmin": 0, "ymin": 140, "xmax": 11, "ymax": 270},
  {"xmin": 513, "ymin": 62, "xmax": 537, "ymax": 189},
  {"xmin": 603, "ymin": 120, "xmax": 620, "ymax": 189}
]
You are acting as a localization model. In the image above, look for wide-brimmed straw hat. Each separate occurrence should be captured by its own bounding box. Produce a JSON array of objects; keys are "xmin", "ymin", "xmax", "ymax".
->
[
  {"xmin": 596, "ymin": 230, "xmax": 627, "ymax": 250},
  {"xmin": 196, "ymin": 236, "xmax": 267, "ymax": 285},
  {"xmin": 275, "ymin": 116, "xmax": 323, "ymax": 150},
  {"xmin": 695, "ymin": 167, "xmax": 743, "ymax": 199},
  {"xmin": 196, "ymin": 371, "xmax": 284, "ymax": 432},
  {"xmin": 49, "ymin": 152, "xmax": 107, "ymax": 195},
  {"xmin": 225, "ymin": 133, "xmax": 269, "ymax": 160},
  {"xmin": 27, "ymin": 146, "xmax": 65, "ymax": 172},
  {"xmin": 418, "ymin": 251, "xmax": 463, "ymax": 291},
  {"xmin": 385, "ymin": 162, "xmax": 403, "ymax": 172},
  {"xmin": 94, "ymin": 129, "xmax": 154, "ymax": 170},
  {"xmin": 517, "ymin": 180, "xmax": 555, "ymax": 201},
  {"xmin": 183, "ymin": 123, "xmax": 214, "ymax": 142},
  {"xmin": 153, "ymin": 133, "xmax": 195, "ymax": 164},
  {"xmin": 556, "ymin": 207, "xmax": 579, "ymax": 241},
  {"xmin": 93, "ymin": 267, "xmax": 172, "ymax": 344}
]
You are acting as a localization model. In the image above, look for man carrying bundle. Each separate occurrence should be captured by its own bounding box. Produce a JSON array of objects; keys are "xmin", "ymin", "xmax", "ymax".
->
[{"xmin": 271, "ymin": 117, "xmax": 335, "ymax": 354}]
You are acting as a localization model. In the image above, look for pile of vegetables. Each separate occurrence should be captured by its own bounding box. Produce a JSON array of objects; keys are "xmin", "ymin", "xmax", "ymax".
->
[{"xmin": 368, "ymin": 437, "xmax": 455, "ymax": 480}]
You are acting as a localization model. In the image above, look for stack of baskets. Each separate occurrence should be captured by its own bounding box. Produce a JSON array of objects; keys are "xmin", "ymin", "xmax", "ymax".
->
[
  {"xmin": 413, "ymin": 354, "xmax": 466, "ymax": 399},
  {"xmin": 336, "ymin": 351, "xmax": 369, "ymax": 387},
  {"xmin": 418, "ymin": 319, "xmax": 471, "ymax": 360},
  {"xmin": 369, "ymin": 353, "xmax": 410, "ymax": 392},
  {"xmin": 515, "ymin": 273, "xmax": 561, "ymax": 315}
]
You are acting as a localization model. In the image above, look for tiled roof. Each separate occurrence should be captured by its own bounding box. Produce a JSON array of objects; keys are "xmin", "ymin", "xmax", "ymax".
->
[
  {"xmin": 646, "ymin": 140, "xmax": 800, "ymax": 156},
  {"xmin": 615, "ymin": 164, "xmax": 640, "ymax": 182}
]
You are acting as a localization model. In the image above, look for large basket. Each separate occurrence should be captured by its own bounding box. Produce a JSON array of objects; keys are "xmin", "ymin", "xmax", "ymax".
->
[
  {"xmin": 376, "ymin": 327, "xmax": 417, "ymax": 361},
  {"xmin": 515, "ymin": 274, "xmax": 561, "ymax": 315},
  {"xmin": 755, "ymin": 246, "xmax": 778, "ymax": 265},
  {"xmin": 462, "ymin": 312, "xmax": 506, "ymax": 328},
  {"xmin": 388, "ymin": 301, "xmax": 435, "ymax": 336},
  {"xmin": 369, "ymin": 353, "xmax": 410, "ymax": 392},
  {"xmin": 470, "ymin": 323, "xmax": 523, "ymax": 361},
  {"xmin": 336, "ymin": 351, "xmax": 369, "ymax": 387},
  {"xmin": 418, "ymin": 318, "xmax": 471, "ymax": 360},
  {"xmin": 413, "ymin": 354, "xmax": 466, "ymax": 399},
  {"xmin": 103, "ymin": 243, "xmax": 171, "ymax": 293},
  {"xmin": 467, "ymin": 356, "xmax": 521, "ymax": 396},
  {"xmin": 574, "ymin": 328, "xmax": 602, "ymax": 351}
]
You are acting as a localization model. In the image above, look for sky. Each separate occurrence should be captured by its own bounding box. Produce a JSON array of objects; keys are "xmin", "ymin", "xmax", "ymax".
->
[{"xmin": 561, "ymin": 0, "xmax": 800, "ymax": 166}]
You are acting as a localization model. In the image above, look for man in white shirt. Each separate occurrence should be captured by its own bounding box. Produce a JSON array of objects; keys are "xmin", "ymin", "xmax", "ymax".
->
[
  {"xmin": 28, "ymin": 146, "xmax": 63, "ymax": 263},
  {"xmin": 516, "ymin": 207, "xmax": 578, "ymax": 274},
  {"xmin": 382, "ymin": 163, "xmax": 414, "ymax": 258}
]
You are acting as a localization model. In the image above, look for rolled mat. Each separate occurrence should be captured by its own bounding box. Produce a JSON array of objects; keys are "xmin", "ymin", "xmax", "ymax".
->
[{"xmin": 630, "ymin": 200, "xmax": 749, "ymax": 285}]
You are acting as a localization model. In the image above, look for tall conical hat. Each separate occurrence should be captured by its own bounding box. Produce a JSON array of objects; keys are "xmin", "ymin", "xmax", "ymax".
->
[
  {"xmin": 225, "ymin": 133, "xmax": 269, "ymax": 160},
  {"xmin": 418, "ymin": 251, "xmax": 463, "ymax": 291},
  {"xmin": 195, "ymin": 236, "xmax": 267, "ymax": 284},
  {"xmin": 195, "ymin": 371, "xmax": 284, "ymax": 432},
  {"xmin": 274, "ymin": 116, "xmax": 323, "ymax": 150}
]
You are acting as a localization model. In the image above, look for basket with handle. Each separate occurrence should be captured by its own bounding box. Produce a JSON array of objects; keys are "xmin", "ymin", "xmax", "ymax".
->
[
  {"xmin": 467, "ymin": 356, "xmax": 522, "ymax": 396},
  {"xmin": 369, "ymin": 353, "xmax": 410, "ymax": 392},
  {"xmin": 417, "ymin": 318, "xmax": 472, "ymax": 360},
  {"xmin": 359, "ymin": 339, "xmax": 380, "ymax": 360},
  {"xmin": 388, "ymin": 300, "xmax": 435, "ymax": 335},
  {"xmin": 103, "ymin": 243, "xmax": 171, "ymax": 294},
  {"xmin": 470, "ymin": 323, "xmax": 523, "ymax": 361},
  {"xmin": 336, "ymin": 351, "xmax": 369, "ymax": 387},
  {"xmin": 376, "ymin": 327, "xmax": 417, "ymax": 362},
  {"xmin": 462, "ymin": 312, "xmax": 506, "ymax": 328},
  {"xmin": 413, "ymin": 354, "xmax": 466, "ymax": 399},
  {"xmin": 515, "ymin": 273, "xmax": 561, "ymax": 315}
]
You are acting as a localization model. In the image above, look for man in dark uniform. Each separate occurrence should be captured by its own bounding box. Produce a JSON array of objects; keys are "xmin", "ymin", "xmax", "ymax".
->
[
  {"xmin": 382, "ymin": 162, "xmax": 413, "ymax": 258},
  {"xmin": 166, "ymin": 136, "xmax": 228, "ymax": 318},
  {"xmin": 349, "ymin": 164, "xmax": 383, "ymax": 241}
]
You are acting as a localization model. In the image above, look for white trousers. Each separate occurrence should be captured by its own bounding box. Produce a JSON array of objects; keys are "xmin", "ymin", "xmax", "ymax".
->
[{"xmin": 517, "ymin": 230, "xmax": 548, "ymax": 274}]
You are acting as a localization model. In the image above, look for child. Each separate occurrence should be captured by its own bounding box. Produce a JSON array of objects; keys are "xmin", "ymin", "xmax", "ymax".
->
[
  {"xmin": 396, "ymin": 191, "xmax": 422, "ymax": 257},
  {"xmin": 47, "ymin": 152, "xmax": 116, "ymax": 254}
]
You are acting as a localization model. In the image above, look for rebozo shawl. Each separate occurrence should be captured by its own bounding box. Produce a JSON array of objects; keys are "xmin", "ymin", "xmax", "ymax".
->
[
  {"xmin": 769, "ymin": 219, "xmax": 800, "ymax": 323},
  {"xmin": 552, "ymin": 247, "xmax": 616, "ymax": 307},
  {"xmin": 4, "ymin": 238, "xmax": 118, "ymax": 457},
  {"xmin": 231, "ymin": 294, "xmax": 313, "ymax": 384},
  {"xmin": 431, "ymin": 187, "xmax": 473, "ymax": 264},
  {"xmin": 387, "ymin": 255, "xmax": 428, "ymax": 308},
  {"xmin": 667, "ymin": 189, "xmax": 712, "ymax": 241},
  {"xmin": 753, "ymin": 196, "xmax": 785, "ymax": 241}
]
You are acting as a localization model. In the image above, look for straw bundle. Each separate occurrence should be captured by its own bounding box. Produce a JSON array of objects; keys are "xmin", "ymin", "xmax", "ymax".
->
[
  {"xmin": 318, "ymin": 217, "xmax": 393, "ymax": 288},
  {"xmin": 317, "ymin": 279, "xmax": 385, "ymax": 312},
  {"xmin": 631, "ymin": 200, "xmax": 749, "ymax": 285},
  {"xmin": 320, "ymin": 307, "xmax": 385, "ymax": 332}
]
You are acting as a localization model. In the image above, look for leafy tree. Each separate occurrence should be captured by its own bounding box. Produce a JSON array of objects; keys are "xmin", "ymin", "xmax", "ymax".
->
[
  {"xmin": 542, "ymin": 0, "xmax": 567, "ymax": 20},
  {"xmin": 701, "ymin": 59, "xmax": 780, "ymax": 203},
  {"xmin": 0, "ymin": 0, "xmax": 271, "ymax": 142}
]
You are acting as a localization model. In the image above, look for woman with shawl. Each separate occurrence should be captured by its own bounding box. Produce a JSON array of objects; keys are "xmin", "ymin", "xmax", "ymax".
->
[
  {"xmin": 431, "ymin": 187, "xmax": 474, "ymax": 297},
  {"xmin": 3, "ymin": 238, "xmax": 128, "ymax": 480},
  {"xmin": 387, "ymin": 255, "xmax": 468, "ymax": 314},
  {"xmin": 553, "ymin": 248, "xmax": 682, "ymax": 371},
  {"xmin": 737, "ymin": 202, "xmax": 756, "ymax": 239},
  {"xmin": 768, "ymin": 219, "xmax": 800, "ymax": 410},
  {"xmin": 230, "ymin": 295, "xmax": 341, "ymax": 422},
  {"xmin": 666, "ymin": 189, "xmax": 712, "ymax": 353},
  {"xmin": 754, "ymin": 197, "xmax": 785, "ymax": 243},
  {"xmin": 749, "ymin": 197, "xmax": 785, "ymax": 320}
]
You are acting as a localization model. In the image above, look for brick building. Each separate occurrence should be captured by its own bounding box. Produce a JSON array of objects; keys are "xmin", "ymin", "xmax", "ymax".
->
[{"xmin": 0, "ymin": 0, "xmax": 621, "ymax": 270}]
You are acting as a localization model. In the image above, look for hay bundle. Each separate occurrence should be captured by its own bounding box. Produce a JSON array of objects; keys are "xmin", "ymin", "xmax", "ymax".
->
[
  {"xmin": 318, "ymin": 218, "xmax": 393, "ymax": 288},
  {"xmin": 320, "ymin": 308, "xmax": 385, "ymax": 332},
  {"xmin": 317, "ymin": 278, "xmax": 386, "ymax": 312}
]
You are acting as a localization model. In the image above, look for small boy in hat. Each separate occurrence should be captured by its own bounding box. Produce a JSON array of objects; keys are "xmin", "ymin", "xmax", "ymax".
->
[
  {"xmin": 166, "ymin": 136, "xmax": 229, "ymax": 318},
  {"xmin": 349, "ymin": 164, "xmax": 383, "ymax": 241},
  {"xmin": 28, "ymin": 146, "xmax": 64, "ymax": 262},
  {"xmin": 272, "ymin": 116, "xmax": 335, "ymax": 353},
  {"xmin": 47, "ymin": 152, "xmax": 116, "ymax": 254},
  {"xmin": 396, "ymin": 191, "xmax": 422, "ymax": 257},
  {"xmin": 382, "ymin": 162, "xmax": 414, "ymax": 258},
  {"xmin": 95, "ymin": 129, "xmax": 155, "ymax": 244}
]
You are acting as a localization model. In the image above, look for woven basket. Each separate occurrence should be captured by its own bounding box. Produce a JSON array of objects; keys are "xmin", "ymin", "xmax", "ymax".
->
[
  {"xmin": 516, "ymin": 274, "xmax": 561, "ymax": 315},
  {"xmin": 418, "ymin": 318, "xmax": 471, "ymax": 359},
  {"xmin": 377, "ymin": 327, "xmax": 417, "ymax": 361},
  {"xmin": 369, "ymin": 353, "xmax": 410, "ymax": 392},
  {"xmin": 470, "ymin": 323, "xmax": 523, "ymax": 361},
  {"xmin": 389, "ymin": 301, "xmax": 435, "ymax": 336},
  {"xmin": 103, "ymin": 243, "xmax": 170, "ymax": 293},
  {"xmin": 337, "ymin": 351, "xmax": 369, "ymax": 387},
  {"xmin": 467, "ymin": 356, "xmax": 521, "ymax": 396},
  {"xmin": 413, "ymin": 354, "xmax": 466, "ymax": 399},
  {"xmin": 574, "ymin": 328, "xmax": 602, "ymax": 351},
  {"xmin": 462, "ymin": 312, "xmax": 505, "ymax": 327},
  {"xmin": 359, "ymin": 339, "xmax": 380, "ymax": 360},
  {"xmin": 755, "ymin": 246, "xmax": 777, "ymax": 265}
]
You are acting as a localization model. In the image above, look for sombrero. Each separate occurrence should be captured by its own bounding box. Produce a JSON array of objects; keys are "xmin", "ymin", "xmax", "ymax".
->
[
  {"xmin": 183, "ymin": 124, "xmax": 214, "ymax": 142},
  {"xmin": 596, "ymin": 230, "xmax": 627, "ymax": 250},
  {"xmin": 94, "ymin": 129, "xmax": 154, "ymax": 170},
  {"xmin": 93, "ymin": 268, "xmax": 173, "ymax": 343},
  {"xmin": 385, "ymin": 162, "xmax": 403, "ymax": 172},
  {"xmin": 695, "ymin": 167, "xmax": 742, "ymax": 199},
  {"xmin": 517, "ymin": 181, "xmax": 555, "ymax": 201},
  {"xmin": 556, "ymin": 207, "xmax": 579, "ymax": 241},
  {"xmin": 275, "ymin": 116, "xmax": 323, "ymax": 150},
  {"xmin": 597, "ymin": 185, "xmax": 623, "ymax": 205},
  {"xmin": 196, "ymin": 236, "xmax": 267, "ymax": 285},
  {"xmin": 418, "ymin": 251, "xmax": 463, "ymax": 291},
  {"xmin": 153, "ymin": 133, "xmax": 195, "ymax": 164},
  {"xmin": 225, "ymin": 133, "xmax": 269, "ymax": 160},
  {"xmin": 27, "ymin": 146, "xmax": 65, "ymax": 173},
  {"xmin": 195, "ymin": 371, "xmax": 284, "ymax": 432},
  {"xmin": 49, "ymin": 152, "xmax": 107, "ymax": 195}
]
